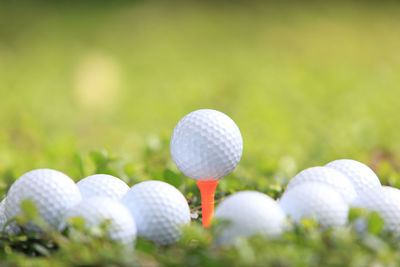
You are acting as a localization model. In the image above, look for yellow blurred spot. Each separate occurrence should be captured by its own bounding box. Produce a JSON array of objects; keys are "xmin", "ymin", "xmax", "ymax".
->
[{"xmin": 74, "ymin": 52, "xmax": 121, "ymax": 111}]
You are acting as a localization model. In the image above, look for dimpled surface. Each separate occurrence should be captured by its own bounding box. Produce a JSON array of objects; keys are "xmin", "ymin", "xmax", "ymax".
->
[
  {"xmin": 214, "ymin": 191, "xmax": 286, "ymax": 244},
  {"xmin": 62, "ymin": 197, "xmax": 137, "ymax": 245},
  {"xmin": 286, "ymin": 166, "xmax": 357, "ymax": 204},
  {"xmin": 121, "ymin": 180, "xmax": 191, "ymax": 245},
  {"xmin": 5, "ymin": 169, "xmax": 82, "ymax": 232},
  {"xmin": 326, "ymin": 159, "xmax": 381, "ymax": 193},
  {"xmin": 77, "ymin": 174, "xmax": 129, "ymax": 200},
  {"xmin": 353, "ymin": 187, "xmax": 400, "ymax": 233},
  {"xmin": 0, "ymin": 198, "xmax": 6, "ymax": 230},
  {"xmin": 382, "ymin": 186, "xmax": 400, "ymax": 203},
  {"xmin": 170, "ymin": 109, "xmax": 243, "ymax": 181},
  {"xmin": 0, "ymin": 198, "xmax": 20, "ymax": 235},
  {"xmin": 280, "ymin": 182, "xmax": 349, "ymax": 228}
]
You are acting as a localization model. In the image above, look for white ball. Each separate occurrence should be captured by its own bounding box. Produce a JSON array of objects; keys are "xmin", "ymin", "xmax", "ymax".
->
[
  {"xmin": 214, "ymin": 191, "xmax": 286, "ymax": 244},
  {"xmin": 0, "ymin": 198, "xmax": 20, "ymax": 235},
  {"xmin": 121, "ymin": 180, "xmax": 191, "ymax": 245},
  {"xmin": 5, "ymin": 169, "xmax": 82, "ymax": 232},
  {"xmin": 286, "ymin": 166, "xmax": 357, "ymax": 204},
  {"xmin": 62, "ymin": 197, "xmax": 137, "ymax": 245},
  {"xmin": 170, "ymin": 109, "xmax": 243, "ymax": 181},
  {"xmin": 353, "ymin": 187, "xmax": 400, "ymax": 234},
  {"xmin": 279, "ymin": 182, "xmax": 349, "ymax": 228},
  {"xmin": 325, "ymin": 159, "xmax": 381, "ymax": 193},
  {"xmin": 77, "ymin": 174, "xmax": 129, "ymax": 200}
]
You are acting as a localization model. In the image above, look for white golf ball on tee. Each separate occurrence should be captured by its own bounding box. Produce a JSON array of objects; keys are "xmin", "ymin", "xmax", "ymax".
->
[
  {"xmin": 5, "ymin": 169, "xmax": 82, "ymax": 232},
  {"xmin": 325, "ymin": 159, "xmax": 381, "ymax": 193},
  {"xmin": 214, "ymin": 191, "xmax": 286, "ymax": 244},
  {"xmin": 279, "ymin": 182, "xmax": 349, "ymax": 228},
  {"xmin": 170, "ymin": 109, "xmax": 243, "ymax": 181},
  {"xmin": 77, "ymin": 174, "xmax": 129, "ymax": 200},
  {"xmin": 286, "ymin": 166, "xmax": 357, "ymax": 204},
  {"xmin": 121, "ymin": 180, "xmax": 191, "ymax": 245},
  {"xmin": 61, "ymin": 197, "xmax": 137, "ymax": 245}
]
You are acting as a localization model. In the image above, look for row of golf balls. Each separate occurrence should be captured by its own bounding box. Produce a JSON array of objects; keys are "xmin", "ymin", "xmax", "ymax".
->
[
  {"xmin": 0, "ymin": 169, "xmax": 191, "ymax": 245},
  {"xmin": 214, "ymin": 158, "xmax": 400, "ymax": 244},
  {"xmin": 0, "ymin": 158, "xmax": 396, "ymax": 245}
]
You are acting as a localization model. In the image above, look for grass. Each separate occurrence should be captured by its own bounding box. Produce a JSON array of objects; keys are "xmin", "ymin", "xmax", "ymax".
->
[{"xmin": 1, "ymin": 0, "xmax": 400, "ymax": 265}]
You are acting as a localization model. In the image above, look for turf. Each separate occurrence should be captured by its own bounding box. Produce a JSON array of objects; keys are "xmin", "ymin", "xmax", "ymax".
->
[{"xmin": 1, "ymin": 1, "xmax": 400, "ymax": 265}]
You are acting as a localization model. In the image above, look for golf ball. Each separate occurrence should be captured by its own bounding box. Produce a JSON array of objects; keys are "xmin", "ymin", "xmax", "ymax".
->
[
  {"xmin": 61, "ymin": 197, "xmax": 137, "ymax": 245},
  {"xmin": 353, "ymin": 187, "xmax": 400, "ymax": 234},
  {"xmin": 5, "ymin": 169, "xmax": 82, "ymax": 232},
  {"xmin": 77, "ymin": 174, "xmax": 129, "ymax": 200},
  {"xmin": 214, "ymin": 191, "xmax": 286, "ymax": 244},
  {"xmin": 286, "ymin": 166, "xmax": 357, "ymax": 204},
  {"xmin": 170, "ymin": 109, "xmax": 243, "ymax": 181},
  {"xmin": 326, "ymin": 159, "xmax": 381, "ymax": 193},
  {"xmin": 279, "ymin": 182, "xmax": 349, "ymax": 228},
  {"xmin": 121, "ymin": 180, "xmax": 191, "ymax": 245}
]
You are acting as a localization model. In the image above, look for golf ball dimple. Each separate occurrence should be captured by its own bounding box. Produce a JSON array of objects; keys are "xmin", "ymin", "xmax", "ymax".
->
[
  {"xmin": 62, "ymin": 197, "xmax": 137, "ymax": 245},
  {"xmin": 325, "ymin": 159, "xmax": 381, "ymax": 193},
  {"xmin": 170, "ymin": 109, "xmax": 243, "ymax": 181},
  {"xmin": 214, "ymin": 191, "xmax": 286, "ymax": 244},
  {"xmin": 286, "ymin": 166, "xmax": 357, "ymax": 204},
  {"xmin": 77, "ymin": 174, "xmax": 129, "ymax": 200},
  {"xmin": 279, "ymin": 182, "xmax": 349, "ymax": 228},
  {"xmin": 121, "ymin": 180, "xmax": 191, "ymax": 245},
  {"xmin": 5, "ymin": 169, "xmax": 82, "ymax": 232}
]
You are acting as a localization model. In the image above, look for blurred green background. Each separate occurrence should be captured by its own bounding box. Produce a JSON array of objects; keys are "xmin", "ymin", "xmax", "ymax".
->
[{"xmin": 1, "ymin": 0, "xmax": 400, "ymax": 185}]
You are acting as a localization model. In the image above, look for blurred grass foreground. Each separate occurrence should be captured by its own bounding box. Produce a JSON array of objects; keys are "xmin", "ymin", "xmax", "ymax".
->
[{"xmin": 1, "ymin": 0, "xmax": 400, "ymax": 265}]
